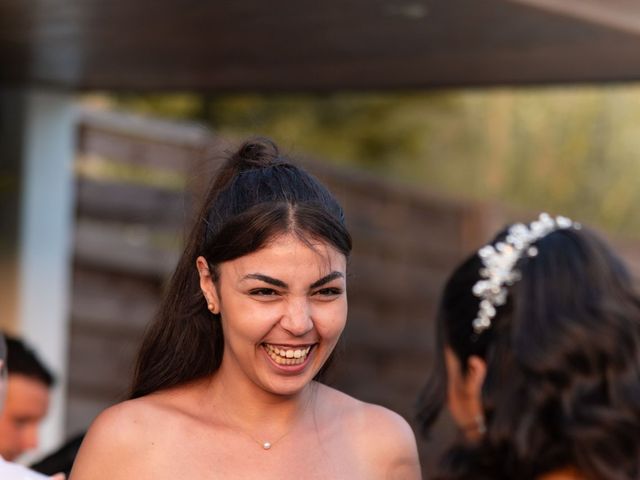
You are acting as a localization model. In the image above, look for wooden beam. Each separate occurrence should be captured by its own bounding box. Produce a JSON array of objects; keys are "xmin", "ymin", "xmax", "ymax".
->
[
  {"xmin": 4, "ymin": 0, "xmax": 640, "ymax": 89},
  {"xmin": 508, "ymin": 0, "xmax": 640, "ymax": 36}
]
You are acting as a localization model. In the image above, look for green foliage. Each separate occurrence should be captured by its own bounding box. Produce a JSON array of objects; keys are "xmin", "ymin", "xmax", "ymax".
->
[
  {"xmin": 106, "ymin": 86, "xmax": 640, "ymax": 236},
  {"xmin": 108, "ymin": 93, "xmax": 203, "ymax": 120}
]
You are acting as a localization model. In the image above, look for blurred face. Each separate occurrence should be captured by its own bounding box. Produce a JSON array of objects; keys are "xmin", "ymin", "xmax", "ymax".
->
[
  {"xmin": 0, "ymin": 359, "xmax": 7, "ymax": 411},
  {"xmin": 0, "ymin": 374, "xmax": 50, "ymax": 460},
  {"xmin": 198, "ymin": 233, "xmax": 347, "ymax": 397}
]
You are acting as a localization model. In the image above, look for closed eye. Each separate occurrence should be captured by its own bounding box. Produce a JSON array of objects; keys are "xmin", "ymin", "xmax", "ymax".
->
[
  {"xmin": 249, "ymin": 288, "xmax": 279, "ymax": 297},
  {"xmin": 314, "ymin": 287, "xmax": 343, "ymax": 297}
]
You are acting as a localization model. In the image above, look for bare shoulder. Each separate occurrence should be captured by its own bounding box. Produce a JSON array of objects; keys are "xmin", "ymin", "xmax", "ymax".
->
[
  {"xmin": 351, "ymin": 401, "xmax": 421, "ymax": 469},
  {"xmin": 93, "ymin": 396, "xmax": 159, "ymax": 432},
  {"xmin": 70, "ymin": 395, "xmax": 177, "ymax": 480},
  {"xmin": 317, "ymin": 385, "xmax": 422, "ymax": 479},
  {"xmin": 317, "ymin": 385, "xmax": 417, "ymax": 446}
]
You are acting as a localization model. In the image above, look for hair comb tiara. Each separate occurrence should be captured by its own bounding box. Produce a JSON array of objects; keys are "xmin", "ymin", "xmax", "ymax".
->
[{"xmin": 471, "ymin": 213, "xmax": 580, "ymax": 334}]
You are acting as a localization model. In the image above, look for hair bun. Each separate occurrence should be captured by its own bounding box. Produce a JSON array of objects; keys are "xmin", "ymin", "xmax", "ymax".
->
[
  {"xmin": 209, "ymin": 138, "xmax": 282, "ymax": 198},
  {"xmin": 233, "ymin": 138, "xmax": 280, "ymax": 171}
]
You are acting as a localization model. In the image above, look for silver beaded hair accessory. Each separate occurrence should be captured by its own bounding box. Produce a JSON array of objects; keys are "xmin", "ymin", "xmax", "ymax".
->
[{"xmin": 471, "ymin": 213, "xmax": 580, "ymax": 334}]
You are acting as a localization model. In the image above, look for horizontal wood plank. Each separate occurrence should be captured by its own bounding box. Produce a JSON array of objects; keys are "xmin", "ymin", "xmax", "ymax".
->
[
  {"xmin": 74, "ymin": 220, "xmax": 180, "ymax": 279},
  {"xmin": 71, "ymin": 267, "xmax": 161, "ymax": 333},
  {"xmin": 67, "ymin": 326, "xmax": 140, "ymax": 400},
  {"xmin": 76, "ymin": 178, "xmax": 190, "ymax": 227}
]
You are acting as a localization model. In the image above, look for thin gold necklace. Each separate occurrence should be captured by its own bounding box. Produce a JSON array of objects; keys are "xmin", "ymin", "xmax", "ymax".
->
[
  {"xmin": 240, "ymin": 424, "xmax": 292, "ymax": 450},
  {"xmin": 218, "ymin": 390, "xmax": 314, "ymax": 451}
]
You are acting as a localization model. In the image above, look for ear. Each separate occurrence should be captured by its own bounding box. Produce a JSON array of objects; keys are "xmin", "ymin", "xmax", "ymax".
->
[
  {"xmin": 464, "ymin": 355, "xmax": 487, "ymax": 399},
  {"xmin": 196, "ymin": 256, "xmax": 220, "ymax": 314}
]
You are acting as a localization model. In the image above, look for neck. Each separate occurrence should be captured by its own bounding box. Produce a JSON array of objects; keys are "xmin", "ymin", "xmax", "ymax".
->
[
  {"xmin": 208, "ymin": 361, "xmax": 315, "ymax": 432},
  {"xmin": 206, "ymin": 367, "xmax": 316, "ymax": 451}
]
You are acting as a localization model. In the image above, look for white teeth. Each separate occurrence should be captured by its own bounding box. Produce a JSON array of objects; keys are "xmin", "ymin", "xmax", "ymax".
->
[{"xmin": 264, "ymin": 344, "xmax": 312, "ymax": 365}]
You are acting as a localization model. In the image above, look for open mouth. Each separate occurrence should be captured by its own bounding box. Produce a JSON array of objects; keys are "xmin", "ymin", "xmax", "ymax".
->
[{"xmin": 263, "ymin": 344, "xmax": 314, "ymax": 366}]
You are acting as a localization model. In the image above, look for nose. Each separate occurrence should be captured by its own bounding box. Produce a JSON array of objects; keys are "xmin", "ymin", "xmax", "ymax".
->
[{"xmin": 280, "ymin": 297, "xmax": 314, "ymax": 336}]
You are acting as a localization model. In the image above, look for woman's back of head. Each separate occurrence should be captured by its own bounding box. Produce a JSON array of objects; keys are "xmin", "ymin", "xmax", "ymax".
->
[{"xmin": 420, "ymin": 215, "xmax": 640, "ymax": 480}]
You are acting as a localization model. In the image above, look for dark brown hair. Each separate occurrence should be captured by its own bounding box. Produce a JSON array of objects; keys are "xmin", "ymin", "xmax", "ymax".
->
[
  {"xmin": 4, "ymin": 333, "xmax": 55, "ymax": 387},
  {"xmin": 130, "ymin": 139, "xmax": 352, "ymax": 399},
  {"xmin": 418, "ymin": 225, "xmax": 640, "ymax": 480}
]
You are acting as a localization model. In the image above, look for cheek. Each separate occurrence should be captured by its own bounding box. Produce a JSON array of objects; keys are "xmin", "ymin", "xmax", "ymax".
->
[
  {"xmin": 220, "ymin": 297, "xmax": 279, "ymax": 336},
  {"xmin": 2, "ymin": 417, "xmax": 23, "ymax": 437},
  {"xmin": 313, "ymin": 301, "xmax": 347, "ymax": 340}
]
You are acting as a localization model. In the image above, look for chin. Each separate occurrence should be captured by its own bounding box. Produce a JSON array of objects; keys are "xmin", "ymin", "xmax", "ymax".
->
[
  {"xmin": 262, "ymin": 365, "xmax": 323, "ymax": 397},
  {"xmin": 264, "ymin": 374, "xmax": 315, "ymax": 397}
]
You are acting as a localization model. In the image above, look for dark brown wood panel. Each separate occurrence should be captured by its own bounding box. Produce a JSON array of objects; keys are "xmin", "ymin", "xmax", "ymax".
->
[
  {"xmin": 74, "ymin": 219, "xmax": 181, "ymax": 278},
  {"xmin": 67, "ymin": 325, "xmax": 140, "ymax": 400},
  {"xmin": 78, "ymin": 128, "xmax": 198, "ymax": 172},
  {"xmin": 3, "ymin": 0, "xmax": 640, "ymax": 90},
  {"xmin": 71, "ymin": 267, "xmax": 162, "ymax": 334},
  {"xmin": 76, "ymin": 178, "xmax": 189, "ymax": 227}
]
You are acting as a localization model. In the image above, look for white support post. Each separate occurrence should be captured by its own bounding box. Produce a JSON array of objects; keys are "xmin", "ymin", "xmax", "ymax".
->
[{"xmin": 17, "ymin": 89, "xmax": 76, "ymax": 459}]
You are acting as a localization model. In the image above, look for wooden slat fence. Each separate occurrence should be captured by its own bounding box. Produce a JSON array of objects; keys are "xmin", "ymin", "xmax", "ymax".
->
[{"xmin": 67, "ymin": 108, "xmax": 640, "ymax": 473}]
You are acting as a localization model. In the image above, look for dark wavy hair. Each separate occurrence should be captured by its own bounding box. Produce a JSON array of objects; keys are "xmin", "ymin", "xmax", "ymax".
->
[
  {"xmin": 130, "ymin": 138, "xmax": 352, "ymax": 399},
  {"xmin": 418, "ymin": 223, "xmax": 640, "ymax": 480}
]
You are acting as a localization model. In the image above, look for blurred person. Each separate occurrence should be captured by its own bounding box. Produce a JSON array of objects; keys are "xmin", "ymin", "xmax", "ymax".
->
[
  {"xmin": 71, "ymin": 139, "xmax": 421, "ymax": 479},
  {"xmin": 0, "ymin": 334, "xmax": 63, "ymax": 479},
  {"xmin": 0, "ymin": 334, "xmax": 54, "ymax": 462},
  {"xmin": 418, "ymin": 213, "xmax": 640, "ymax": 480}
]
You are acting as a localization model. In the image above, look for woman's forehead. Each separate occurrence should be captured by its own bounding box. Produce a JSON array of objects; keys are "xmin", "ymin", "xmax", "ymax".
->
[{"xmin": 221, "ymin": 233, "xmax": 346, "ymax": 278}]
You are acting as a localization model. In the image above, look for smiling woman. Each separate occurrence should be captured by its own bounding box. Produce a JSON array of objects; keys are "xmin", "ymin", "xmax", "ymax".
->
[
  {"xmin": 195, "ymin": 234, "xmax": 347, "ymax": 401},
  {"xmin": 69, "ymin": 138, "xmax": 421, "ymax": 480}
]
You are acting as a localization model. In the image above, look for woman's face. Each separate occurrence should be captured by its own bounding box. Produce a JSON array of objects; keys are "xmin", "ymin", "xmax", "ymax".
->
[{"xmin": 200, "ymin": 233, "xmax": 347, "ymax": 397}]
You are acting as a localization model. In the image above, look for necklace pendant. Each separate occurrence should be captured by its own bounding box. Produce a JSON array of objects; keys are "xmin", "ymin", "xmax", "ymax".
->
[{"xmin": 262, "ymin": 441, "xmax": 272, "ymax": 450}]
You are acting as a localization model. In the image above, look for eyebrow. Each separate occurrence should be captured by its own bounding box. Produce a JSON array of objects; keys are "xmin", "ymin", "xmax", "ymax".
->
[
  {"xmin": 242, "ymin": 271, "xmax": 344, "ymax": 290},
  {"xmin": 243, "ymin": 274, "xmax": 288, "ymax": 288},
  {"xmin": 309, "ymin": 271, "xmax": 344, "ymax": 289}
]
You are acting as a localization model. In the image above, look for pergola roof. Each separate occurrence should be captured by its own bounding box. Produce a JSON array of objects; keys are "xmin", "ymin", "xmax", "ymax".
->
[{"xmin": 2, "ymin": 0, "xmax": 640, "ymax": 91}]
